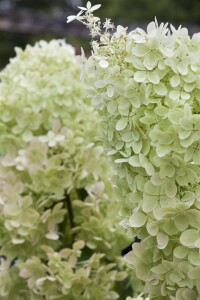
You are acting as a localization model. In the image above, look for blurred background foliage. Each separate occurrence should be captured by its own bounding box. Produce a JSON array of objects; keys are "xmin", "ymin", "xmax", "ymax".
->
[
  {"xmin": 91, "ymin": 0, "xmax": 200, "ymax": 23},
  {"xmin": 0, "ymin": 0, "xmax": 200, "ymax": 68}
]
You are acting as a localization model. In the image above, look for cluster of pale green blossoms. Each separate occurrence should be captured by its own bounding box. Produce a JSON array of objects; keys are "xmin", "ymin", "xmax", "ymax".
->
[
  {"xmin": 68, "ymin": 2, "xmax": 200, "ymax": 300},
  {"xmin": 0, "ymin": 39, "xmax": 143, "ymax": 299}
]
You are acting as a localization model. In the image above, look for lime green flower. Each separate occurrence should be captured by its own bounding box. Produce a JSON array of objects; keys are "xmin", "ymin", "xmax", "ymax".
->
[
  {"xmin": 69, "ymin": 3, "xmax": 200, "ymax": 298},
  {"xmin": 0, "ymin": 39, "xmax": 139, "ymax": 299}
]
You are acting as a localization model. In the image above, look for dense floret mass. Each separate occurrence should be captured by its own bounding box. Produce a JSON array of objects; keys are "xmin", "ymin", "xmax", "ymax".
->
[
  {"xmin": 0, "ymin": 40, "xmax": 140, "ymax": 299},
  {"xmin": 68, "ymin": 4, "xmax": 200, "ymax": 299}
]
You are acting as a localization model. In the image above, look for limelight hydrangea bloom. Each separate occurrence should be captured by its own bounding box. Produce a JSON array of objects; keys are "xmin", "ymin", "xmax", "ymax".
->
[
  {"xmin": 68, "ymin": 3, "xmax": 200, "ymax": 299},
  {"xmin": 0, "ymin": 40, "xmax": 141, "ymax": 299}
]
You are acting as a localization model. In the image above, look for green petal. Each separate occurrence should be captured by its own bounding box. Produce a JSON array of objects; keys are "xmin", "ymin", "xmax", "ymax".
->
[
  {"xmin": 115, "ymin": 118, "xmax": 128, "ymax": 131},
  {"xmin": 188, "ymin": 252, "xmax": 200, "ymax": 266},
  {"xmin": 170, "ymin": 75, "xmax": 180, "ymax": 87},
  {"xmin": 180, "ymin": 229, "xmax": 199, "ymax": 247},
  {"xmin": 160, "ymin": 164, "xmax": 175, "ymax": 179},
  {"xmin": 173, "ymin": 246, "xmax": 188, "ymax": 259},
  {"xmin": 164, "ymin": 180, "xmax": 177, "ymax": 198},
  {"xmin": 129, "ymin": 211, "xmax": 147, "ymax": 227},
  {"xmin": 188, "ymin": 266, "xmax": 200, "ymax": 279},
  {"xmin": 174, "ymin": 213, "xmax": 189, "ymax": 231},
  {"xmin": 129, "ymin": 155, "xmax": 141, "ymax": 167},
  {"xmin": 154, "ymin": 83, "xmax": 167, "ymax": 96},
  {"xmin": 143, "ymin": 194, "xmax": 158, "ymax": 212},
  {"xmin": 157, "ymin": 232, "xmax": 169, "ymax": 249},
  {"xmin": 134, "ymin": 71, "xmax": 146, "ymax": 82},
  {"xmin": 107, "ymin": 101, "xmax": 117, "ymax": 114},
  {"xmin": 147, "ymin": 71, "xmax": 160, "ymax": 84},
  {"xmin": 151, "ymin": 264, "xmax": 167, "ymax": 275},
  {"xmin": 169, "ymin": 90, "xmax": 180, "ymax": 100}
]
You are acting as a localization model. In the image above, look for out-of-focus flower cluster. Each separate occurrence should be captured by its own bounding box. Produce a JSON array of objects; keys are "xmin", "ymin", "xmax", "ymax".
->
[
  {"xmin": 0, "ymin": 40, "xmax": 141, "ymax": 299},
  {"xmin": 69, "ymin": 3, "xmax": 200, "ymax": 299}
]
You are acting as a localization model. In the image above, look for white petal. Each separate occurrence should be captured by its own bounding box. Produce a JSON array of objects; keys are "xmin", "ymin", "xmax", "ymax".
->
[
  {"xmin": 0, "ymin": 196, "xmax": 4, "ymax": 205},
  {"xmin": 78, "ymin": 6, "xmax": 87, "ymax": 10},
  {"xmin": 90, "ymin": 4, "xmax": 101, "ymax": 12},
  {"xmin": 48, "ymin": 131, "xmax": 54, "ymax": 138},
  {"xmin": 87, "ymin": 1, "xmax": 92, "ymax": 9},
  {"xmin": 12, "ymin": 238, "xmax": 24, "ymax": 244},
  {"xmin": 45, "ymin": 232, "xmax": 59, "ymax": 240},
  {"xmin": 48, "ymin": 141, "xmax": 56, "ymax": 147},
  {"xmin": 36, "ymin": 278, "xmax": 46, "ymax": 286},
  {"xmin": 107, "ymin": 85, "xmax": 114, "ymax": 98},
  {"xmin": 67, "ymin": 15, "xmax": 77, "ymax": 23},
  {"xmin": 99, "ymin": 59, "xmax": 109, "ymax": 68},
  {"xmin": 55, "ymin": 135, "xmax": 65, "ymax": 142},
  {"xmin": 39, "ymin": 136, "xmax": 48, "ymax": 143}
]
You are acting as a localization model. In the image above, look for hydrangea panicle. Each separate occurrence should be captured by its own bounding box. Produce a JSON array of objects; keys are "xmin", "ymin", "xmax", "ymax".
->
[
  {"xmin": 0, "ymin": 39, "xmax": 141, "ymax": 299},
  {"xmin": 68, "ymin": 3, "xmax": 200, "ymax": 299}
]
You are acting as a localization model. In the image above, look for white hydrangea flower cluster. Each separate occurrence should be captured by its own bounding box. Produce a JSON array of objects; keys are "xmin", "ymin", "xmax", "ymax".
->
[
  {"xmin": 0, "ymin": 40, "xmax": 141, "ymax": 299},
  {"xmin": 68, "ymin": 3, "xmax": 200, "ymax": 299}
]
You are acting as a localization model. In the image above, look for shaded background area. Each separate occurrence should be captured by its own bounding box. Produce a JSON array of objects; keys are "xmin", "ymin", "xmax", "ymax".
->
[{"xmin": 1, "ymin": 0, "xmax": 200, "ymax": 69}]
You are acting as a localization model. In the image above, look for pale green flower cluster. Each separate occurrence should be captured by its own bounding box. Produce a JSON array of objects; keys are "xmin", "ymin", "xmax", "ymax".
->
[
  {"xmin": 0, "ymin": 40, "xmax": 140, "ymax": 299},
  {"xmin": 68, "ymin": 4, "xmax": 200, "ymax": 299}
]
